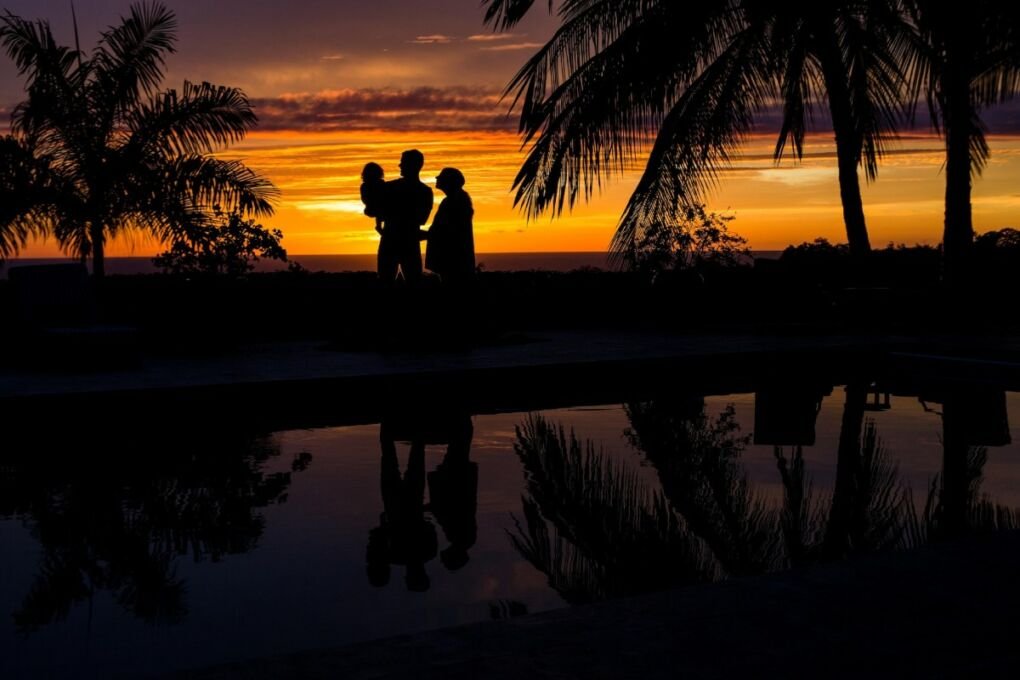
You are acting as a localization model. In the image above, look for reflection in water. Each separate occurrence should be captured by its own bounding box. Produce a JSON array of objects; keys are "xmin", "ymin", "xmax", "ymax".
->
[
  {"xmin": 922, "ymin": 387, "xmax": 1017, "ymax": 541},
  {"xmin": 3, "ymin": 382, "xmax": 1018, "ymax": 675},
  {"xmin": 367, "ymin": 408, "xmax": 477, "ymax": 591},
  {"xmin": 510, "ymin": 415, "xmax": 715, "ymax": 605},
  {"xmin": 513, "ymin": 387, "xmax": 1019, "ymax": 603},
  {"xmin": 626, "ymin": 398, "xmax": 779, "ymax": 576},
  {"xmin": 0, "ymin": 429, "xmax": 311, "ymax": 631},
  {"xmin": 775, "ymin": 384, "xmax": 913, "ymax": 566}
]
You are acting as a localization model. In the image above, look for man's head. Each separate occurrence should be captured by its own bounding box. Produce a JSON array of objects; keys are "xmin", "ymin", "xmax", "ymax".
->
[{"xmin": 399, "ymin": 149, "xmax": 425, "ymax": 178}]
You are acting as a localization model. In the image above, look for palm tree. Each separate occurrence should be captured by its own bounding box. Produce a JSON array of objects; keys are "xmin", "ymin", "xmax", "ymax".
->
[
  {"xmin": 0, "ymin": 2, "xmax": 277, "ymax": 278},
  {"xmin": 0, "ymin": 134, "xmax": 53, "ymax": 259},
  {"xmin": 904, "ymin": 1, "xmax": 1020, "ymax": 285},
  {"xmin": 482, "ymin": 0, "xmax": 910, "ymax": 260}
]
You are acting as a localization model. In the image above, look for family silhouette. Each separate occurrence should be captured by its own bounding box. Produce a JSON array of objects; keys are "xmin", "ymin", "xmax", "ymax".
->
[{"xmin": 361, "ymin": 149, "xmax": 475, "ymax": 286}]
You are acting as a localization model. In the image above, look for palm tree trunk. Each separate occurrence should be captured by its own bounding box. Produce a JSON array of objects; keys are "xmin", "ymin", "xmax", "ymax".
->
[
  {"xmin": 90, "ymin": 223, "xmax": 105, "ymax": 280},
  {"xmin": 818, "ymin": 38, "xmax": 872, "ymax": 259},
  {"xmin": 822, "ymin": 382, "xmax": 868, "ymax": 559},
  {"xmin": 941, "ymin": 64, "xmax": 974, "ymax": 289},
  {"xmin": 833, "ymin": 137, "xmax": 872, "ymax": 259},
  {"xmin": 939, "ymin": 394, "xmax": 970, "ymax": 540}
]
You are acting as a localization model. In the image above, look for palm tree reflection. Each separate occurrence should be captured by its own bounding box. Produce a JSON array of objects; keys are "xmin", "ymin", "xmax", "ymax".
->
[
  {"xmin": 775, "ymin": 421, "xmax": 913, "ymax": 568},
  {"xmin": 0, "ymin": 430, "xmax": 310, "ymax": 631},
  {"xmin": 510, "ymin": 416, "xmax": 715, "ymax": 604},
  {"xmin": 513, "ymin": 386, "xmax": 1017, "ymax": 603},
  {"xmin": 919, "ymin": 388, "xmax": 1016, "ymax": 541}
]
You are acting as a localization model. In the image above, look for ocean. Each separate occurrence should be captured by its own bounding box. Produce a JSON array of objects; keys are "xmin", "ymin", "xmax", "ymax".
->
[{"xmin": 0, "ymin": 251, "xmax": 784, "ymax": 278}]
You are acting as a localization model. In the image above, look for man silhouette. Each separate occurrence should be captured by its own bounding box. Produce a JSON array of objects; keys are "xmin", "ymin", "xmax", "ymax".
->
[{"xmin": 378, "ymin": 149, "xmax": 434, "ymax": 285}]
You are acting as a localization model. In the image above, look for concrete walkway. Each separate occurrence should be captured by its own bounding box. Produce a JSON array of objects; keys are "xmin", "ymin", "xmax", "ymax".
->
[{"xmin": 0, "ymin": 331, "xmax": 881, "ymax": 400}]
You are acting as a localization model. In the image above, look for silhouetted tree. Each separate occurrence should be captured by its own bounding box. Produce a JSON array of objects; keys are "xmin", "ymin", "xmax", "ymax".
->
[
  {"xmin": 153, "ymin": 209, "xmax": 288, "ymax": 277},
  {"xmin": 0, "ymin": 2, "xmax": 277, "ymax": 277},
  {"xmin": 0, "ymin": 425, "xmax": 309, "ymax": 631},
  {"xmin": 482, "ymin": 0, "xmax": 910, "ymax": 260},
  {"xmin": 0, "ymin": 135, "xmax": 50, "ymax": 259},
  {"xmin": 623, "ymin": 205, "xmax": 749, "ymax": 283},
  {"xmin": 905, "ymin": 1, "xmax": 1020, "ymax": 285}
]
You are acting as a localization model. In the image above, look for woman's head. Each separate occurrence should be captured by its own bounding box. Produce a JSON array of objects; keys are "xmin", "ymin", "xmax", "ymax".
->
[
  {"xmin": 362, "ymin": 162, "xmax": 384, "ymax": 182},
  {"xmin": 435, "ymin": 167, "xmax": 465, "ymax": 193}
]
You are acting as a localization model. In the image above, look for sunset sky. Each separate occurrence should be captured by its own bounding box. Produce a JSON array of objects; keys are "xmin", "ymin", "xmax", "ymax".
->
[{"xmin": 2, "ymin": 0, "xmax": 1020, "ymax": 258}]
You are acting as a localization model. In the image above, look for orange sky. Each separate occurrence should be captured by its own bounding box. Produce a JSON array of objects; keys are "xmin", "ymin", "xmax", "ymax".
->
[
  {"xmin": 3, "ymin": 3, "xmax": 1019, "ymax": 259},
  {"xmin": 15, "ymin": 131, "xmax": 1020, "ymax": 258}
]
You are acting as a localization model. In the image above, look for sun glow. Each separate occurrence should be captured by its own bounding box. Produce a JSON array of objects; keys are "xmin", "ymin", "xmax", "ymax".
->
[{"xmin": 12, "ymin": 130, "xmax": 1020, "ymax": 259}]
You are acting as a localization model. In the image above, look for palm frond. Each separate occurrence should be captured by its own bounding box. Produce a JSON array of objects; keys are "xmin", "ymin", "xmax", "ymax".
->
[
  {"xmin": 625, "ymin": 399, "xmax": 781, "ymax": 577},
  {"xmin": 510, "ymin": 414, "xmax": 715, "ymax": 602},
  {"xmin": 611, "ymin": 27, "xmax": 773, "ymax": 261},
  {"xmin": 506, "ymin": 1, "xmax": 741, "ymax": 226},
  {"xmin": 92, "ymin": 1, "xmax": 177, "ymax": 121},
  {"xmin": 969, "ymin": 113, "xmax": 991, "ymax": 176},
  {"xmin": 773, "ymin": 33, "xmax": 816, "ymax": 164},
  {"xmin": 0, "ymin": 135, "xmax": 89, "ymax": 259},
  {"xmin": 171, "ymin": 156, "xmax": 278, "ymax": 216},
  {"xmin": 0, "ymin": 12, "xmax": 84, "ymax": 142},
  {"xmin": 774, "ymin": 445, "xmax": 828, "ymax": 567},
  {"xmin": 0, "ymin": 12, "xmax": 78, "ymax": 83},
  {"xmin": 126, "ymin": 81, "xmax": 259, "ymax": 157},
  {"xmin": 0, "ymin": 136, "xmax": 45, "ymax": 258},
  {"xmin": 54, "ymin": 218, "xmax": 92, "ymax": 260},
  {"xmin": 482, "ymin": 0, "xmax": 553, "ymax": 31},
  {"xmin": 842, "ymin": 3, "xmax": 911, "ymax": 180},
  {"xmin": 111, "ymin": 154, "xmax": 275, "ymax": 246}
]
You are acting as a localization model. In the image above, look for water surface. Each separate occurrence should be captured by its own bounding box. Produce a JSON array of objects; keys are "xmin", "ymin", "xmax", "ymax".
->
[{"xmin": 2, "ymin": 383, "xmax": 1017, "ymax": 677}]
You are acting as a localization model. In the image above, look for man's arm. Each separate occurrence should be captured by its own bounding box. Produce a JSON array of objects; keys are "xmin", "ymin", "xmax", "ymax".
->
[{"xmin": 416, "ymin": 186, "xmax": 434, "ymax": 225}]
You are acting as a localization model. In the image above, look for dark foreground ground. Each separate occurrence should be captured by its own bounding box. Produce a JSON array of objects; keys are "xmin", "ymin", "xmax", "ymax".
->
[
  {"xmin": 179, "ymin": 531, "xmax": 1020, "ymax": 679},
  {"xmin": 4, "ymin": 251, "xmax": 1020, "ymax": 678}
]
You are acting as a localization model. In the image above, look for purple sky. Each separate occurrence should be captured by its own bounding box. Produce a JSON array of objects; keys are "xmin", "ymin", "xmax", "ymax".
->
[
  {"xmin": 0, "ymin": 0, "xmax": 558, "ymax": 124},
  {"xmin": 1, "ymin": 1, "xmax": 1018, "ymax": 135}
]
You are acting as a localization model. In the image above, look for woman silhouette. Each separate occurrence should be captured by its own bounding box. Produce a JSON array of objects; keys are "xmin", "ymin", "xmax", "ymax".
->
[{"xmin": 425, "ymin": 168, "xmax": 475, "ymax": 284}]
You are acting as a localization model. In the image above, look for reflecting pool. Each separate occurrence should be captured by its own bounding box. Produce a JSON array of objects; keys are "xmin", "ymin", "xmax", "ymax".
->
[{"xmin": 2, "ymin": 381, "xmax": 1019, "ymax": 677}]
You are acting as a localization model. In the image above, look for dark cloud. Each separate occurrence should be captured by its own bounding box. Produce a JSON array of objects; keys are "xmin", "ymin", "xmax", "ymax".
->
[
  {"xmin": 750, "ymin": 99, "xmax": 1020, "ymax": 136},
  {"xmin": 250, "ymin": 87, "xmax": 516, "ymax": 132}
]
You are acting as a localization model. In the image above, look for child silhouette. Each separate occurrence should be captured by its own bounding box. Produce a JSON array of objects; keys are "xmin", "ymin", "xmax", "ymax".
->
[{"xmin": 360, "ymin": 161, "xmax": 386, "ymax": 235}]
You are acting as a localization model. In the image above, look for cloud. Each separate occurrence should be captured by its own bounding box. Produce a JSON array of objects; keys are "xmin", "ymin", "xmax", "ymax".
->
[
  {"xmin": 250, "ymin": 87, "xmax": 515, "ymax": 132},
  {"xmin": 748, "ymin": 98, "xmax": 1020, "ymax": 136},
  {"xmin": 479, "ymin": 42, "xmax": 545, "ymax": 52},
  {"xmin": 320, "ymin": 54, "xmax": 345, "ymax": 61},
  {"xmin": 466, "ymin": 33, "xmax": 522, "ymax": 42},
  {"xmin": 410, "ymin": 34, "xmax": 454, "ymax": 45}
]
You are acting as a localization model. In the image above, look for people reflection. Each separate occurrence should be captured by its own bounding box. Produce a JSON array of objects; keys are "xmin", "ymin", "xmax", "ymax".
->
[
  {"xmin": 367, "ymin": 407, "xmax": 477, "ymax": 591},
  {"xmin": 368, "ymin": 415, "xmax": 437, "ymax": 592},
  {"xmin": 427, "ymin": 413, "xmax": 477, "ymax": 571}
]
